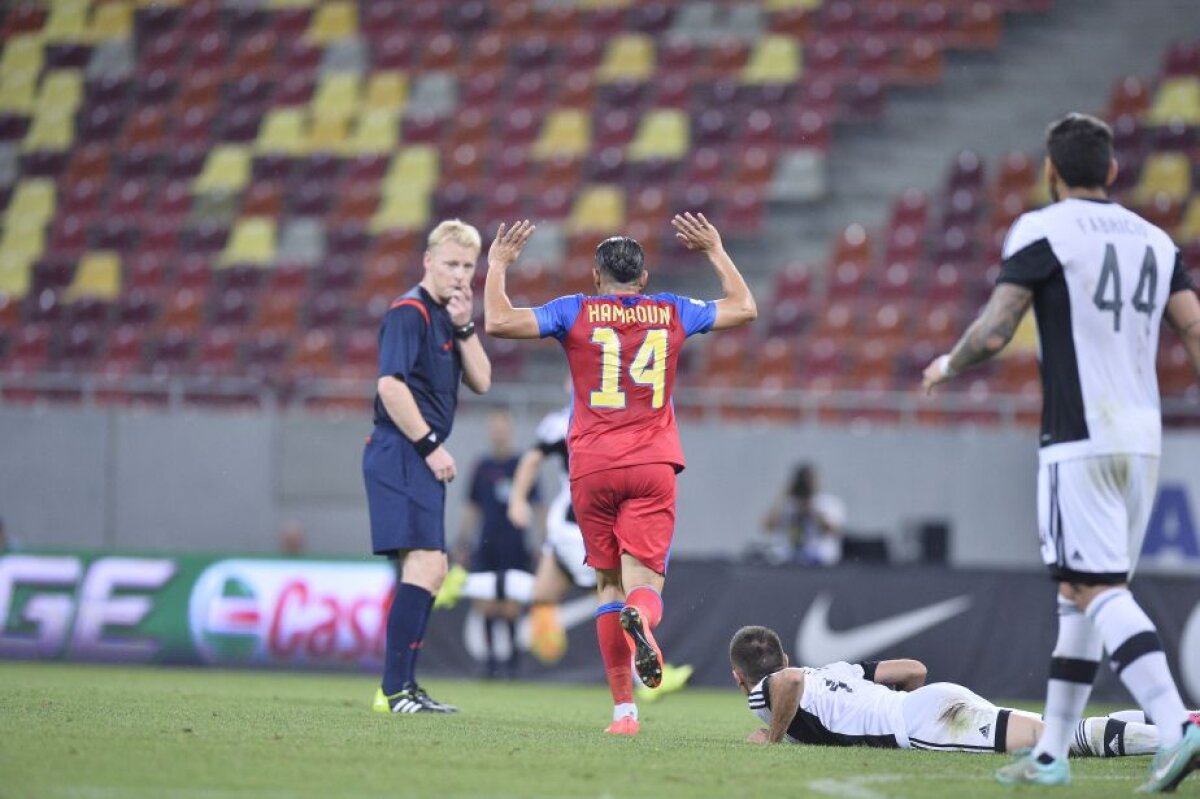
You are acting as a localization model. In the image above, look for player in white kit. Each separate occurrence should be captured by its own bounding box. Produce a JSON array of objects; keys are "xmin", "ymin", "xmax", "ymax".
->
[
  {"xmin": 731, "ymin": 626, "xmax": 1164, "ymax": 759},
  {"xmin": 923, "ymin": 113, "xmax": 1200, "ymax": 792}
]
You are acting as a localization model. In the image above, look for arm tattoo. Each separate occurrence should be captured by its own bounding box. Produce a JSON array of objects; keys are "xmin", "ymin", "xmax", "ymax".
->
[{"xmin": 948, "ymin": 285, "xmax": 1034, "ymax": 373}]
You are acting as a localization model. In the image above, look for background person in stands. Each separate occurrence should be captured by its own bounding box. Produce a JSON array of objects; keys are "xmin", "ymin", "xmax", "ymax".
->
[{"xmin": 761, "ymin": 463, "xmax": 847, "ymax": 566}]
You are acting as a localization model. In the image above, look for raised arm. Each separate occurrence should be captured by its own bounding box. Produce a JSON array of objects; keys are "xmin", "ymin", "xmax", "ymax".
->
[
  {"xmin": 507, "ymin": 447, "xmax": 545, "ymax": 528},
  {"xmin": 484, "ymin": 220, "xmax": 541, "ymax": 339},
  {"xmin": 671, "ymin": 212, "xmax": 757, "ymax": 331},
  {"xmin": 1166, "ymin": 288, "xmax": 1200, "ymax": 382},
  {"xmin": 923, "ymin": 283, "xmax": 1033, "ymax": 394},
  {"xmin": 869, "ymin": 659, "xmax": 927, "ymax": 691}
]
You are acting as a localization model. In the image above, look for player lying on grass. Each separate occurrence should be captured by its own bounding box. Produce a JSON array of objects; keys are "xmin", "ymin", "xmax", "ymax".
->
[{"xmin": 731, "ymin": 625, "xmax": 1167, "ymax": 758}]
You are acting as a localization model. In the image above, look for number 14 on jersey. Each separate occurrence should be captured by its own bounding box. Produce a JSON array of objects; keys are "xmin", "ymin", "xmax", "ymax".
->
[{"xmin": 589, "ymin": 328, "xmax": 668, "ymax": 410}]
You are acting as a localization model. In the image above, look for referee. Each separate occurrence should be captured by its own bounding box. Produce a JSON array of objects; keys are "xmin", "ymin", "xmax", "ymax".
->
[{"xmin": 366, "ymin": 219, "xmax": 491, "ymax": 714}]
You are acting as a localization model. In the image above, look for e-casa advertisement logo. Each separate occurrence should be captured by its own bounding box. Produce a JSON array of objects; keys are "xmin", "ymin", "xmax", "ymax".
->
[
  {"xmin": 188, "ymin": 560, "xmax": 395, "ymax": 667},
  {"xmin": 0, "ymin": 554, "xmax": 175, "ymax": 661}
]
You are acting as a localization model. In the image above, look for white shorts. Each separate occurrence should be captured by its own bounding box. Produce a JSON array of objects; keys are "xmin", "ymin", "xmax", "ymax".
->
[
  {"xmin": 1038, "ymin": 454, "xmax": 1159, "ymax": 584},
  {"xmin": 542, "ymin": 493, "xmax": 596, "ymax": 589},
  {"xmin": 901, "ymin": 682, "xmax": 1009, "ymax": 753}
]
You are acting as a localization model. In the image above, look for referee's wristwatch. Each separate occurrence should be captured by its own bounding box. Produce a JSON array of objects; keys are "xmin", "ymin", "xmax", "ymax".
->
[{"xmin": 453, "ymin": 321, "xmax": 476, "ymax": 340}]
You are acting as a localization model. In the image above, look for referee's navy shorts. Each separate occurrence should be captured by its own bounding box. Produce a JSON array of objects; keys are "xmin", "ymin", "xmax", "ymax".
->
[{"xmin": 362, "ymin": 425, "xmax": 446, "ymax": 556}]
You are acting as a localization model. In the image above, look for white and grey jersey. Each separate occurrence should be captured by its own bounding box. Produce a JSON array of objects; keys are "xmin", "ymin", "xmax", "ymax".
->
[
  {"xmin": 533, "ymin": 405, "xmax": 573, "ymax": 523},
  {"xmin": 999, "ymin": 198, "xmax": 1194, "ymax": 463},
  {"xmin": 747, "ymin": 662, "xmax": 908, "ymax": 749}
]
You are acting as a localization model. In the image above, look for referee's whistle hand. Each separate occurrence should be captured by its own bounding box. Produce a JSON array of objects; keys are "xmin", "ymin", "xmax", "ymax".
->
[{"xmin": 425, "ymin": 447, "xmax": 457, "ymax": 483}]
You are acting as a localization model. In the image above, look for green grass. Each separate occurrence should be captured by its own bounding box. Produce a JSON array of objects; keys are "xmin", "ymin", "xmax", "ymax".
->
[{"xmin": 0, "ymin": 662, "xmax": 1184, "ymax": 799}]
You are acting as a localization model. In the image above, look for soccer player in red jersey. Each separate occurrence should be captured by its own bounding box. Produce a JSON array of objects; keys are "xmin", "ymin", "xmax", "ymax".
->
[{"xmin": 484, "ymin": 213, "xmax": 757, "ymax": 734}]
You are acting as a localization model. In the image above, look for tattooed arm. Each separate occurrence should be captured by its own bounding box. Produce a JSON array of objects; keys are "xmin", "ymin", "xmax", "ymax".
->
[{"xmin": 922, "ymin": 283, "xmax": 1033, "ymax": 394}]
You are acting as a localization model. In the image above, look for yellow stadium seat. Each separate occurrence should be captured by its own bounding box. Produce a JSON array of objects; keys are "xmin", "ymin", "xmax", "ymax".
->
[
  {"xmin": 40, "ymin": 70, "xmax": 85, "ymax": 112},
  {"xmin": 1132, "ymin": 153, "xmax": 1192, "ymax": 205},
  {"xmin": 255, "ymin": 108, "xmax": 308, "ymax": 156},
  {"xmin": 43, "ymin": 0, "xmax": 90, "ymax": 42},
  {"xmin": 0, "ymin": 36, "xmax": 44, "ymax": 88},
  {"xmin": 742, "ymin": 35, "xmax": 801, "ymax": 84},
  {"xmin": 568, "ymin": 185, "xmax": 625, "ymax": 232},
  {"xmin": 306, "ymin": 1, "xmax": 358, "ymax": 44},
  {"xmin": 345, "ymin": 109, "xmax": 399, "ymax": 155},
  {"xmin": 22, "ymin": 110, "xmax": 74, "ymax": 151},
  {"xmin": 194, "ymin": 146, "xmax": 252, "ymax": 194},
  {"xmin": 89, "ymin": 1, "xmax": 135, "ymax": 42},
  {"xmin": 596, "ymin": 34, "xmax": 655, "ymax": 84},
  {"xmin": 383, "ymin": 146, "xmax": 440, "ymax": 194},
  {"xmin": 64, "ymin": 251, "xmax": 121, "ymax": 302},
  {"xmin": 765, "ymin": 0, "xmax": 822, "ymax": 9},
  {"xmin": 370, "ymin": 188, "xmax": 430, "ymax": 233},
  {"xmin": 308, "ymin": 115, "xmax": 348, "ymax": 152},
  {"xmin": 1145, "ymin": 78, "xmax": 1200, "ymax": 126},
  {"xmin": 578, "ymin": 0, "xmax": 632, "ymax": 8},
  {"xmin": 6, "ymin": 179, "xmax": 57, "ymax": 225},
  {"xmin": 364, "ymin": 72, "xmax": 408, "ymax": 114},
  {"xmin": 627, "ymin": 109, "xmax": 689, "ymax": 161},
  {"xmin": 0, "ymin": 219, "xmax": 47, "ymax": 260},
  {"xmin": 1178, "ymin": 197, "xmax": 1200, "ymax": 243},
  {"xmin": 220, "ymin": 217, "xmax": 277, "ymax": 266},
  {"xmin": 531, "ymin": 109, "xmax": 591, "ymax": 160},
  {"xmin": 0, "ymin": 75, "xmax": 38, "ymax": 114},
  {"xmin": 0, "ymin": 251, "xmax": 33, "ymax": 298},
  {"xmin": 312, "ymin": 73, "xmax": 361, "ymax": 123}
]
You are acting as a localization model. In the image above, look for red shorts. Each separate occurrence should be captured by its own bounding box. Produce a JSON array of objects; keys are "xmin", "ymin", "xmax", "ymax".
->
[{"xmin": 570, "ymin": 463, "xmax": 677, "ymax": 575}]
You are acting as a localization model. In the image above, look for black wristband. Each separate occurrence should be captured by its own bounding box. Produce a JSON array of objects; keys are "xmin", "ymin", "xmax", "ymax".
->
[
  {"xmin": 453, "ymin": 321, "xmax": 476, "ymax": 340},
  {"xmin": 411, "ymin": 429, "xmax": 441, "ymax": 457}
]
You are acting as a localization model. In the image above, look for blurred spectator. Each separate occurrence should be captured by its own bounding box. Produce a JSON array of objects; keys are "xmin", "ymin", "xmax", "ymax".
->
[
  {"xmin": 457, "ymin": 409, "xmax": 537, "ymax": 678},
  {"xmin": 760, "ymin": 464, "xmax": 847, "ymax": 566},
  {"xmin": 278, "ymin": 520, "xmax": 307, "ymax": 556}
]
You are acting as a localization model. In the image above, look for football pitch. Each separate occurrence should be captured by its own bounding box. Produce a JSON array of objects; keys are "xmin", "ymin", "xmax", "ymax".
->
[{"xmin": 0, "ymin": 662, "xmax": 1183, "ymax": 799}]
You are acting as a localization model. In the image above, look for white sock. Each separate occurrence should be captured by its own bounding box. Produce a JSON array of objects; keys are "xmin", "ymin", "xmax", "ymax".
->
[
  {"xmin": 613, "ymin": 702, "xmax": 638, "ymax": 721},
  {"xmin": 1070, "ymin": 716, "xmax": 1159, "ymax": 757},
  {"xmin": 502, "ymin": 570, "xmax": 535, "ymax": 603},
  {"xmin": 1108, "ymin": 709, "xmax": 1147, "ymax": 724},
  {"xmin": 1034, "ymin": 596, "xmax": 1102, "ymax": 762},
  {"xmin": 461, "ymin": 570, "xmax": 535, "ymax": 603},
  {"xmin": 1088, "ymin": 588, "xmax": 1188, "ymax": 748}
]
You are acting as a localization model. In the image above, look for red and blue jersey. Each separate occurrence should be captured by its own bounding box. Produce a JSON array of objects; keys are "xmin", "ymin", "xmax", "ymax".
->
[{"xmin": 533, "ymin": 292, "xmax": 717, "ymax": 480}]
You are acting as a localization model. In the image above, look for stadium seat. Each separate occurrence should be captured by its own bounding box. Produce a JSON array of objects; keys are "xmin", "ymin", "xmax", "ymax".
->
[
  {"xmin": 1131, "ymin": 152, "xmax": 1192, "ymax": 205},
  {"xmin": 626, "ymin": 109, "xmax": 689, "ymax": 161},
  {"xmin": 63, "ymin": 251, "xmax": 121, "ymax": 303},
  {"xmin": 567, "ymin": 185, "xmax": 625, "ymax": 233},
  {"xmin": 741, "ymin": 35, "xmax": 801, "ymax": 84},
  {"xmin": 220, "ymin": 217, "xmax": 277, "ymax": 267},
  {"xmin": 531, "ymin": 109, "xmax": 592, "ymax": 160},
  {"xmin": 595, "ymin": 34, "xmax": 655, "ymax": 83},
  {"xmin": 193, "ymin": 145, "xmax": 251, "ymax": 194},
  {"xmin": 1146, "ymin": 77, "xmax": 1200, "ymax": 126}
]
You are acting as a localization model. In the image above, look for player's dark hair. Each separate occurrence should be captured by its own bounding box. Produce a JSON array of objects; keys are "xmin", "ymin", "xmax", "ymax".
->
[
  {"xmin": 1045, "ymin": 113, "xmax": 1113, "ymax": 189},
  {"xmin": 595, "ymin": 236, "xmax": 645, "ymax": 285},
  {"xmin": 730, "ymin": 625, "xmax": 787, "ymax": 686}
]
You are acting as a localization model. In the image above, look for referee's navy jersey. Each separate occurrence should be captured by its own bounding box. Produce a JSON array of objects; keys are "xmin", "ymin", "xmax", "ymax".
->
[{"xmin": 373, "ymin": 286, "xmax": 462, "ymax": 440}]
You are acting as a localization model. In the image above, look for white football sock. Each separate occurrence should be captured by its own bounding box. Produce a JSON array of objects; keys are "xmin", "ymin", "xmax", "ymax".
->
[
  {"xmin": 1070, "ymin": 716, "xmax": 1158, "ymax": 757},
  {"xmin": 1088, "ymin": 588, "xmax": 1188, "ymax": 748},
  {"xmin": 613, "ymin": 702, "xmax": 638, "ymax": 721},
  {"xmin": 1034, "ymin": 596, "xmax": 1102, "ymax": 762},
  {"xmin": 462, "ymin": 570, "xmax": 536, "ymax": 603}
]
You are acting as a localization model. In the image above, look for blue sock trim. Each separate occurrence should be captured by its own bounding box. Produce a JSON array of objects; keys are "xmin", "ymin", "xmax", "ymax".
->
[{"xmin": 594, "ymin": 601, "xmax": 624, "ymax": 619}]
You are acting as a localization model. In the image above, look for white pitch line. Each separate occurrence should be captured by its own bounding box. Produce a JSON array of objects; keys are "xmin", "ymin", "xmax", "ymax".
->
[{"xmin": 806, "ymin": 774, "xmax": 904, "ymax": 799}]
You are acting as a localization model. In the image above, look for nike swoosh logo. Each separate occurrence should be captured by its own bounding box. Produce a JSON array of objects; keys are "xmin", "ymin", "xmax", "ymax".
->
[
  {"xmin": 797, "ymin": 592, "xmax": 973, "ymax": 665},
  {"xmin": 1109, "ymin": 734, "xmax": 1120, "ymax": 755}
]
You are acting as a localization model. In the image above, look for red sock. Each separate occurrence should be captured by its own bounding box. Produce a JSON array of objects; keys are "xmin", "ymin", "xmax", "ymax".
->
[
  {"xmin": 625, "ymin": 586, "xmax": 663, "ymax": 629},
  {"xmin": 595, "ymin": 605, "xmax": 632, "ymax": 704}
]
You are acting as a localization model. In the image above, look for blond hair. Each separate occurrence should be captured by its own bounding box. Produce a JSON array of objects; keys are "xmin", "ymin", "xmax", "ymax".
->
[{"xmin": 426, "ymin": 219, "xmax": 481, "ymax": 253}]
